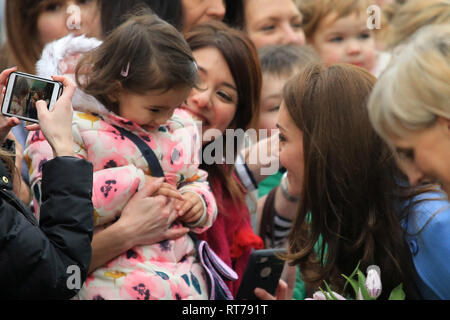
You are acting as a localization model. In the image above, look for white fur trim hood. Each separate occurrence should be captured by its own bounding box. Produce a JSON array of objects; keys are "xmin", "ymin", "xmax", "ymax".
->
[{"xmin": 36, "ymin": 34, "xmax": 110, "ymax": 116}]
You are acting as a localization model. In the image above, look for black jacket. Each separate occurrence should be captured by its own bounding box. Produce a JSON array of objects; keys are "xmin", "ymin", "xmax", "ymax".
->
[{"xmin": 0, "ymin": 156, "xmax": 94, "ymax": 299}]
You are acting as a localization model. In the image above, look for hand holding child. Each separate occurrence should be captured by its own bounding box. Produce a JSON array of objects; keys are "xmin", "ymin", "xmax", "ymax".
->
[{"xmin": 144, "ymin": 175, "xmax": 183, "ymax": 201}]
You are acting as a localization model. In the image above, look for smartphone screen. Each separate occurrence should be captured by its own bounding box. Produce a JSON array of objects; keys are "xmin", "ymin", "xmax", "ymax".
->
[{"xmin": 2, "ymin": 72, "xmax": 62, "ymax": 123}]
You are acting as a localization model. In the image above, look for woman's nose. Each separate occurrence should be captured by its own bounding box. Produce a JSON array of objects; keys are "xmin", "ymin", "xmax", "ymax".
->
[
  {"xmin": 206, "ymin": 0, "xmax": 226, "ymax": 21},
  {"xmin": 406, "ymin": 166, "xmax": 426, "ymax": 187}
]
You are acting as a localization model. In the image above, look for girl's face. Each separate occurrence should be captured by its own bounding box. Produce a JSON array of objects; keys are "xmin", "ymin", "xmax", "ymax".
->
[
  {"xmin": 181, "ymin": 47, "xmax": 238, "ymax": 145},
  {"xmin": 181, "ymin": 0, "xmax": 226, "ymax": 32},
  {"xmin": 311, "ymin": 12, "xmax": 376, "ymax": 72},
  {"xmin": 390, "ymin": 117, "xmax": 450, "ymax": 195},
  {"xmin": 118, "ymin": 87, "xmax": 192, "ymax": 132},
  {"xmin": 259, "ymin": 73, "xmax": 289, "ymax": 134},
  {"xmin": 37, "ymin": 0, "xmax": 102, "ymax": 46},
  {"xmin": 277, "ymin": 102, "xmax": 304, "ymax": 196},
  {"xmin": 244, "ymin": 0, "xmax": 305, "ymax": 49}
]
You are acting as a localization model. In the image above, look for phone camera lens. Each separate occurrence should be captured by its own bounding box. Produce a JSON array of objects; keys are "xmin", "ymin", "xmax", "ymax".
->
[{"xmin": 260, "ymin": 267, "xmax": 272, "ymax": 278}]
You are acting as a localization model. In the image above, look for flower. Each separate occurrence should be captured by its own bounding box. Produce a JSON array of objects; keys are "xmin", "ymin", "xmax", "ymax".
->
[
  {"xmin": 309, "ymin": 261, "xmax": 404, "ymax": 300},
  {"xmin": 366, "ymin": 265, "xmax": 382, "ymax": 299},
  {"xmin": 305, "ymin": 291, "xmax": 347, "ymax": 300}
]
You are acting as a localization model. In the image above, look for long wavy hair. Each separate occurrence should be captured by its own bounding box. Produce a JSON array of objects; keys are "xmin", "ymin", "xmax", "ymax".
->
[{"xmin": 284, "ymin": 63, "xmax": 425, "ymax": 299}]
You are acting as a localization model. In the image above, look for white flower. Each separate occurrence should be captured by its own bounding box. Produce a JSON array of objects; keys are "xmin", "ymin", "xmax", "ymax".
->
[
  {"xmin": 305, "ymin": 291, "xmax": 347, "ymax": 300},
  {"xmin": 366, "ymin": 265, "xmax": 382, "ymax": 299}
]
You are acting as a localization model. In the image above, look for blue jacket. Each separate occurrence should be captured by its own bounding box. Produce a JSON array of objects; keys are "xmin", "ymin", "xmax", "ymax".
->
[{"xmin": 403, "ymin": 191, "xmax": 450, "ymax": 299}]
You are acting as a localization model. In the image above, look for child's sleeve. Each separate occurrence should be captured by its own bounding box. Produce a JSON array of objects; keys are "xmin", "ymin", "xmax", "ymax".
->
[{"xmin": 25, "ymin": 121, "xmax": 146, "ymax": 225}]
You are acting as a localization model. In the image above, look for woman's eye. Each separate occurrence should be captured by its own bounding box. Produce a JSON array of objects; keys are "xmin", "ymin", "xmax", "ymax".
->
[
  {"xmin": 260, "ymin": 24, "xmax": 275, "ymax": 32},
  {"xmin": 279, "ymin": 133, "xmax": 286, "ymax": 142},
  {"xmin": 217, "ymin": 91, "xmax": 233, "ymax": 103},
  {"xmin": 399, "ymin": 149, "xmax": 415, "ymax": 161},
  {"xmin": 270, "ymin": 106, "xmax": 280, "ymax": 112}
]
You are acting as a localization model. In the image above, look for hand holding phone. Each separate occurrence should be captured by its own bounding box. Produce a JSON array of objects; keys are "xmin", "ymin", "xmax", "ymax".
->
[
  {"xmin": 25, "ymin": 75, "xmax": 76, "ymax": 158},
  {"xmin": 1, "ymin": 71, "xmax": 63, "ymax": 124},
  {"xmin": 0, "ymin": 67, "xmax": 21, "ymax": 143},
  {"xmin": 236, "ymin": 248, "xmax": 287, "ymax": 300}
]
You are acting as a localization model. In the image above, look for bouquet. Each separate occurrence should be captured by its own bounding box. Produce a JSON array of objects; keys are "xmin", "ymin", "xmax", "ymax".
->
[{"xmin": 306, "ymin": 262, "xmax": 406, "ymax": 300}]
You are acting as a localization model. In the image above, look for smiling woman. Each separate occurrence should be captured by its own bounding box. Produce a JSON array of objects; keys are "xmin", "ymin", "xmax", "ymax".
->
[
  {"xmin": 254, "ymin": 62, "xmax": 450, "ymax": 300},
  {"xmin": 225, "ymin": 0, "xmax": 306, "ymax": 49},
  {"xmin": 368, "ymin": 24, "xmax": 450, "ymax": 195}
]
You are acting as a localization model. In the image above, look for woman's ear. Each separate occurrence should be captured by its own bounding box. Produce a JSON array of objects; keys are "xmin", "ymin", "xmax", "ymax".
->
[{"xmin": 437, "ymin": 116, "xmax": 450, "ymax": 138}]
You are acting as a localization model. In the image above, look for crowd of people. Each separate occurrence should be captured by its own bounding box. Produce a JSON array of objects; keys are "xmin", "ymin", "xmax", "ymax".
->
[{"xmin": 0, "ymin": 0, "xmax": 449, "ymax": 300}]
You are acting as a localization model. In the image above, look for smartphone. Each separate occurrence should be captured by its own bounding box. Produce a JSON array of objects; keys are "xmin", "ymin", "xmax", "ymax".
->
[
  {"xmin": 1, "ymin": 71, "xmax": 63, "ymax": 123},
  {"xmin": 236, "ymin": 248, "xmax": 287, "ymax": 300}
]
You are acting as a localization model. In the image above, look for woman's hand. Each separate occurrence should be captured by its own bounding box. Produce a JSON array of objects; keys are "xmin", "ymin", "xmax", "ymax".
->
[
  {"xmin": 89, "ymin": 178, "xmax": 190, "ymax": 273},
  {"xmin": 254, "ymin": 279, "xmax": 289, "ymax": 300},
  {"xmin": 118, "ymin": 178, "xmax": 190, "ymax": 247},
  {"xmin": 0, "ymin": 67, "xmax": 20, "ymax": 143},
  {"xmin": 26, "ymin": 75, "xmax": 76, "ymax": 157},
  {"xmin": 144, "ymin": 175, "xmax": 183, "ymax": 201}
]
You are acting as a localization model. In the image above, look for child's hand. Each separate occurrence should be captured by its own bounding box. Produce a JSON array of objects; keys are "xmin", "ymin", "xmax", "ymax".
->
[
  {"xmin": 144, "ymin": 175, "xmax": 183, "ymax": 201},
  {"xmin": 176, "ymin": 192, "xmax": 206, "ymax": 226}
]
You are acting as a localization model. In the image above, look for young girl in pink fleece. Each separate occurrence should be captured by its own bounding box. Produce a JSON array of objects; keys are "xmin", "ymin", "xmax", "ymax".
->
[{"xmin": 25, "ymin": 13, "xmax": 217, "ymax": 300}]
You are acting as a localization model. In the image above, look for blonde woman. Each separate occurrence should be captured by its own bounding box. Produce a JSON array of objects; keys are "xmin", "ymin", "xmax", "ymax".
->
[
  {"xmin": 365, "ymin": 24, "xmax": 450, "ymax": 300},
  {"xmin": 368, "ymin": 24, "xmax": 450, "ymax": 195},
  {"xmin": 383, "ymin": 0, "xmax": 450, "ymax": 50}
]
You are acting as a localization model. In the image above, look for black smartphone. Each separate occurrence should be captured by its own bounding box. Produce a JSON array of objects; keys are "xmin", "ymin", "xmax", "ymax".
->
[
  {"xmin": 1, "ymin": 71, "xmax": 63, "ymax": 123},
  {"xmin": 236, "ymin": 248, "xmax": 286, "ymax": 300}
]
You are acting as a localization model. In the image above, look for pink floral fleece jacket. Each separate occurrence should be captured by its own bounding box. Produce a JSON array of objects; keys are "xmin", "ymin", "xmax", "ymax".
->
[{"xmin": 24, "ymin": 35, "xmax": 217, "ymax": 300}]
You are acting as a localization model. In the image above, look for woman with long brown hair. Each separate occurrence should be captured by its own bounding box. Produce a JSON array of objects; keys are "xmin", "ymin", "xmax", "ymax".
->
[{"xmin": 256, "ymin": 63, "xmax": 450, "ymax": 300}]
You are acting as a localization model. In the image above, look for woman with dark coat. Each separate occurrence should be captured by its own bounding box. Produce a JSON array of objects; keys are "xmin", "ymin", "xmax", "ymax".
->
[{"xmin": 0, "ymin": 67, "xmax": 94, "ymax": 299}]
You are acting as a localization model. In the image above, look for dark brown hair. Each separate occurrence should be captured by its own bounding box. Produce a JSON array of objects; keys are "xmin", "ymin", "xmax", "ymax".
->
[
  {"xmin": 284, "ymin": 63, "xmax": 421, "ymax": 299},
  {"xmin": 184, "ymin": 21, "xmax": 262, "ymax": 205},
  {"xmin": 76, "ymin": 12, "xmax": 197, "ymax": 114}
]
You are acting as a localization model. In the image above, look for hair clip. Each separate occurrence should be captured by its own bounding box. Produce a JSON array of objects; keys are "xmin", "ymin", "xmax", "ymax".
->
[{"xmin": 121, "ymin": 62, "xmax": 130, "ymax": 77}]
